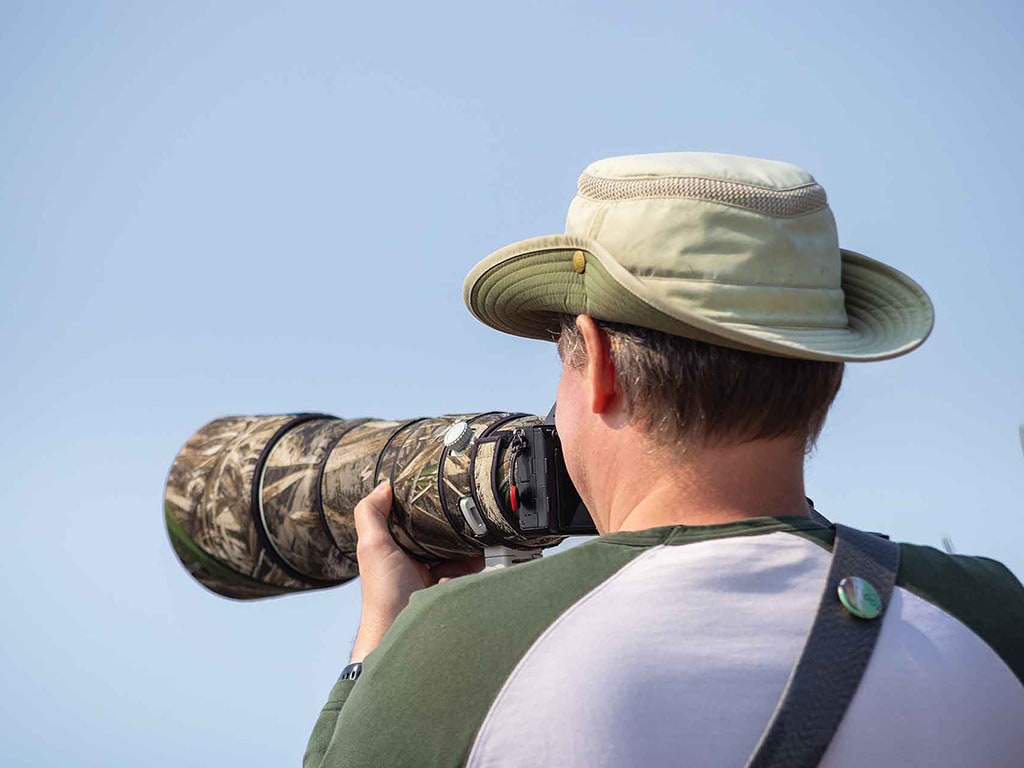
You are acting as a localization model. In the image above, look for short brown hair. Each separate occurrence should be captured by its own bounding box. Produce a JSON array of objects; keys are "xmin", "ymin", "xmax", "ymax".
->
[{"xmin": 557, "ymin": 318, "xmax": 843, "ymax": 449}]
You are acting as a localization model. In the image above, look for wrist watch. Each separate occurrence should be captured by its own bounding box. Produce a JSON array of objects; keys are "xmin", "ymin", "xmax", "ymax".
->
[{"xmin": 339, "ymin": 662, "xmax": 363, "ymax": 682}]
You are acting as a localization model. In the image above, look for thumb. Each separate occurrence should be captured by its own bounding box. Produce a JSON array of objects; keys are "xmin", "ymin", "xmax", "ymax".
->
[
  {"xmin": 364, "ymin": 481, "xmax": 392, "ymax": 515},
  {"xmin": 354, "ymin": 481, "xmax": 394, "ymax": 544}
]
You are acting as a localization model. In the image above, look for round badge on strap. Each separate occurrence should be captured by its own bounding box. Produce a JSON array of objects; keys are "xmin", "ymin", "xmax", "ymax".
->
[{"xmin": 837, "ymin": 576, "xmax": 883, "ymax": 620}]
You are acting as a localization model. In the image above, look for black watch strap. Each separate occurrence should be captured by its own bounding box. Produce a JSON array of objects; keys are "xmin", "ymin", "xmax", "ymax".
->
[{"xmin": 338, "ymin": 662, "xmax": 363, "ymax": 682}]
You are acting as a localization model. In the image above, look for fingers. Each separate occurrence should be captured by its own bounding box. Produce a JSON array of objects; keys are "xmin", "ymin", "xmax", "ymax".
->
[
  {"xmin": 353, "ymin": 482, "xmax": 483, "ymax": 588},
  {"xmin": 354, "ymin": 481, "xmax": 395, "ymax": 552},
  {"xmin": 350, "ymin": 481, "xmax": 432, "ymax": 661}
]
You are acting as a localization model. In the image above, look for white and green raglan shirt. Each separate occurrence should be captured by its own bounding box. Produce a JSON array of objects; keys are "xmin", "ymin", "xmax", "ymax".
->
[{"xmin": 304, "ymin": 517, "xmax": 1024, "ymax": 767}]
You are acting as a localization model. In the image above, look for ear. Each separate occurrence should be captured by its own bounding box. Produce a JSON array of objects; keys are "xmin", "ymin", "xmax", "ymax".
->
[{"xmin": 576, "ymin": 315, "xmax": 618, "ymax": 414}]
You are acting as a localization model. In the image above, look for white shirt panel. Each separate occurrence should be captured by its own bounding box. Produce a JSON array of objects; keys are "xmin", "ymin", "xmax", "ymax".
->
[{"xmin": 467, "ymin": 532, "xmax": 1024, "ymax": 767}]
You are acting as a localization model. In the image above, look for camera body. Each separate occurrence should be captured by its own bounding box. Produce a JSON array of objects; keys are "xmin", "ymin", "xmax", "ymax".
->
[{"xmin": 513, "ymin": 422, "xmax": 596, "ymax": 537}]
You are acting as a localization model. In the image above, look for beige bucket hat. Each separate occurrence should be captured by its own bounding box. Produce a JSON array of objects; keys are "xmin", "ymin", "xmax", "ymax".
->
[{"xmin": 463, "ymin": 152, "xmax": 934, "ymax": 361}]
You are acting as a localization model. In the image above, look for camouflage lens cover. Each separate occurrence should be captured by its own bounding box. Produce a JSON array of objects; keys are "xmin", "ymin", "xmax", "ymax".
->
[
  {"xmin": 380, "ymin": 415, "xmax": 483, "ymax": 561},
  {"xmin": 320, "ymin": 420, "xmax": 413, "ymax": 559},
  {"xmin": 259, "ymin": 418, "xmax": 365, "ymax": 583},
  {"xmin": 165, "ymin": 415, "xmax": 327, "ymax": 599},
  {"xmin": 437, "ymin": 413, "xmax": 508, "ymax": 544},
  {"xmin": 167, "ymin": 411, "xmax": 569, "ymax": 600}
]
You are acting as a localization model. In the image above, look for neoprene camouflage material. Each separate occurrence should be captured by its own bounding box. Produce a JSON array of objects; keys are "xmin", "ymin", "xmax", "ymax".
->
[
  {"xmin": 165, "ymin": 412, "xmax": 566, "ymax": 599},
  {"xmin": 261, "ymin": 418, "xmax": 363, "ymax": 583},
  {"xmin": 382, "ymin": 414, "xmax": 500, "ymax": 561},
  {"xmin": 320, "ymin": 420, "xmax": 411, "ymax": 560},
  {"xmin": 437, "ymin": 413, "xmax": 507, "ymax": 545},
  {"xmin": 165, "ymin": 415, "xmax": 318, "ymax": 599}
]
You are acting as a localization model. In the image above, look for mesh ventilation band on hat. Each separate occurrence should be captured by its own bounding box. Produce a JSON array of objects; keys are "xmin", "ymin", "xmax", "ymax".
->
[{"xmin": 577, "ymin": 174, "xmax": 828, "ymax": 218}]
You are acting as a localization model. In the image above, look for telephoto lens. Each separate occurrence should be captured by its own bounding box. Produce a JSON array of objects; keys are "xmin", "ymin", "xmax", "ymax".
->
[{"xmin": 164, "ymin": 412, "xmax": 564, "ymax": 599}]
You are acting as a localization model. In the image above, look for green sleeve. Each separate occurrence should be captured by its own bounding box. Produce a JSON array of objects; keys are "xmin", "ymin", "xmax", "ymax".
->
[
  {"xmin": 897, "ymin": 545, "xmax": 1024, "ymax": 685},
  {"xmin": 303, "ymin": 537, "xmax": 648, "ymax": 767},
  {"xmin": 303, "ymin": 678, "xmax": 357, "ymax": 768}
]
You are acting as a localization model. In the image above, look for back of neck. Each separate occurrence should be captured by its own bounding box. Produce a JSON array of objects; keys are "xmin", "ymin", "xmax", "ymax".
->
[{"xmin": 599, "ymin": 436, "xmax": 811, "ymax": 533}]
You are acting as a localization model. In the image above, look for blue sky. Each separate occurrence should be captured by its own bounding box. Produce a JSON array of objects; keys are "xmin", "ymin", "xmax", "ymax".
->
[{"xmin": 1, "ymin": 1, "xmax": 1022, "ymax": 765}]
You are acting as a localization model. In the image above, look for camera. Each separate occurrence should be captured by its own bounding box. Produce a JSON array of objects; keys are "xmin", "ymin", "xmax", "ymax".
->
[
  {"xmin": 511, "ymin": 408, "xmax": 594, "ymax": 536},
  {"xmin": 165, "ymin": 409, "xmax": 595, "ymax": 599}
]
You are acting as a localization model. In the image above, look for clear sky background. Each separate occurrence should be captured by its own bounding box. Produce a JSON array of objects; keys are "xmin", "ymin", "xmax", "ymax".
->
[{"xmin": 1, "ymin": 1, "xmax": 1021, "ymax": 765}]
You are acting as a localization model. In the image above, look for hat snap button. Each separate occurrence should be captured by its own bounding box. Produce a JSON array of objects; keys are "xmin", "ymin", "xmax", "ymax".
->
[
  {"xmin": 837, "ymin": 576, "xmax": 883, "ymax": 619},
  {"xmin": 572, "ymin": 250, "xmax": 586, "ymax": 274}
]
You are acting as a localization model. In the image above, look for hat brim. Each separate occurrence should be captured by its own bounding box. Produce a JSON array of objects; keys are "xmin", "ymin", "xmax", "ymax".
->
[{"xmin": 462, "ymin": 234, "xmax": 935, "ymax": 362}]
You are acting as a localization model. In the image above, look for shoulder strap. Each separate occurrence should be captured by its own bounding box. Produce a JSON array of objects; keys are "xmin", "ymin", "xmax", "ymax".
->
[{"xmin": 745, "ymin": 524, "xmax": 900, "ymax": 768}]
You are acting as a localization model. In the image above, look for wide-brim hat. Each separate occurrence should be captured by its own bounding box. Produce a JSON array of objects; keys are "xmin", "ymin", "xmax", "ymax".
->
[{"xmin": 463, "ymin": 152, "xmax": 934, "ymax": 362}]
